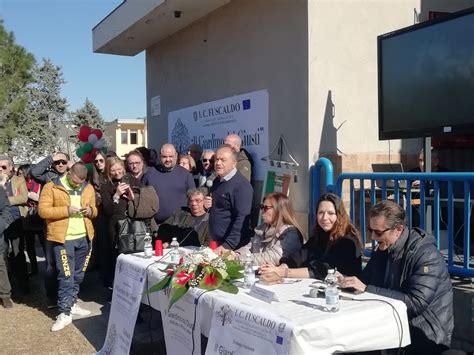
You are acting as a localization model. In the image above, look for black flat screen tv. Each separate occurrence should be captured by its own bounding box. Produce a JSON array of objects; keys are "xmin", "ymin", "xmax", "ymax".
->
[{"xmin": 377, "ymin": 7, "xmax": 474, "ymax": 140}]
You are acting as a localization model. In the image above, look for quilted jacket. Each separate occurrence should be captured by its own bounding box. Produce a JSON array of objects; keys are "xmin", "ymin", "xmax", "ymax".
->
[{"xmin": 38, "ymin": 177, "xmax": 98, "ymax": 243}]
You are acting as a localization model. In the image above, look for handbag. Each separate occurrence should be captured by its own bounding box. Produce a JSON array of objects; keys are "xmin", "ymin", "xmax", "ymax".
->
[{"xmin": 116, "ymin": 218, "xmax": 148, "ymax": 254}]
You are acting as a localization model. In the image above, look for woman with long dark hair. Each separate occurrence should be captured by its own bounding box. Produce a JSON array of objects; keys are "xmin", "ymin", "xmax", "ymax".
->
[{"xmin": 260, "ymin": 193, "xmax": 361, "ymax": 279}]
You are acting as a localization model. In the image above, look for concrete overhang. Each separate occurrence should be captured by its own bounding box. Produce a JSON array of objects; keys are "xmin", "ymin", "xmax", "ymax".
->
[{"xmin": 93, "ymin": 0, "xmax": 230, "ymax": 56}]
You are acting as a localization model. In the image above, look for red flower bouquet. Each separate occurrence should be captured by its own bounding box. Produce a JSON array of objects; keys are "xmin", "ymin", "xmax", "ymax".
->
[{"xmin": 147, "ymin": 247, "xmax": 244, "ymax": 309}]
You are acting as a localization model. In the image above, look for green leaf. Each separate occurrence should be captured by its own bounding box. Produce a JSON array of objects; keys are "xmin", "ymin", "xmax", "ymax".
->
[
  {"xmin": 226, "ymin": 261, "xmax": 244, "ymax": 279},
  {"xmin": 218, "ymin": 281, "xmax": 239, "ymax": 294},
  {"xmin": 145, "ymin": 275, "xmax": 171, "ymax": 294},
  {"xmin": 216, "ymin": 268, "xmax": 228, "ymax": 280},
  {"xmin": 168, "ymin": 286, "xmax": 189, "ymax": 310}
]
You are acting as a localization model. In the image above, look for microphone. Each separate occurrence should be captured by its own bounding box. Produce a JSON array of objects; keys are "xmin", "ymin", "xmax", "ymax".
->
[{"xmin": 205, "ymin": 178, "xmax": 213, "ymax": 196}]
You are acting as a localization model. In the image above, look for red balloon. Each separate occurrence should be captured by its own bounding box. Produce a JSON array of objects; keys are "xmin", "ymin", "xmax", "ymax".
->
[
  {"xmin": 82, "ymin": 151, "xmax": 93, "ymax": 163},
  {"xmin": 91, "ymin": 129, "xmax": 103, "ymax": 140},
  {"xmin": 78, "ymin": 125, "xmax": 92, "ymax": 142}
]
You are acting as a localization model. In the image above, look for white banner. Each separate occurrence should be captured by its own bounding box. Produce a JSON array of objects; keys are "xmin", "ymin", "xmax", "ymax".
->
[
  {"xmin": 168, "ymin": 89, "xmax": 269, "ymax": 180},
  {"xmin": 157, "ymin": 288, "xmax": 204, "ymax": 355},
  {"xmin": 97, "ymin": 254, "xmax": 147, "ymax": 355},
  {"xmin": 206, "ymin": 296, "xmax": 293, "ymax": 355}
]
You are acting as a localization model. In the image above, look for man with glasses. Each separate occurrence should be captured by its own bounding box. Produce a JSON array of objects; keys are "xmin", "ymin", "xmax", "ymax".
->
[
  {"xmin": 0, "ymin": 155, "xmax": 29, "ymax": 294},
  {"xmin": 198, "ymin": 150, "xmax": 216, "ymax": 188},
  {"xmin": 38, "ymin": 162, "xmax": 97, "ymax": 331},
  {"xmin": 340, "ymin": 200, "xmax": 453, "ymax": 354},
  {"xmin": 31, "ymin": 151, "xmax": 70, "ymax": 308}
]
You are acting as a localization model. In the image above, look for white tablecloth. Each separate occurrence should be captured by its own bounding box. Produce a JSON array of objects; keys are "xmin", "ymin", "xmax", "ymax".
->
[{"xmin": 115, "ymin": 253, "xmax": 411, "ymax": 354}]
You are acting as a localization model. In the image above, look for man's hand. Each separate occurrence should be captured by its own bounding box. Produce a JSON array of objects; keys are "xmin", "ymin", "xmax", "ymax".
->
[
  {"xmin": 259, "ymin": 263, "xmax": 286, "ymax": 277},
  {"xmin": 203, "ymin": 196, "xmax": 213, "ymax": 210},
  {"xmin": 339, "ymin": 276, "xmax": 367, "ymax": 293},
  {"xmin": 68, "ymin": 207, "xmax": 81, "ymax": 216},
  {"xmin": 81, "ymin": 205, "xmax": 92, "ymax": 217}
]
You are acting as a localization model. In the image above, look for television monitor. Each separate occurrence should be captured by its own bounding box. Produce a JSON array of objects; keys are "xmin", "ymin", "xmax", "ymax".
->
[{"xmin": 377, "ymin": 7, "xmax": 474, "ymax": 140}]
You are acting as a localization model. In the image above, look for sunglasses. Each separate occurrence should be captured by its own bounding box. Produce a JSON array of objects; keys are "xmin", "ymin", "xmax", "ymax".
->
[
  {"xmin": 0, "ymin": 165, "xmax": 8, "ymax": 170},
  {"xmin": 367, "ymin": 227, "xmax": 392, "ymax": 237},
  {"xmin": 202, "ymin": 159, "xmax": 214, "ymax": 163},
  {"xmin": 94, "ymin": 159, "xmax": 105, "ymax": 164},
  {"xmin": 53, "ymin": 160, "xmax": 68, "ymax": 166},
  {"xmin": 260, "ymin": 204, "xmax": 274, "ymax": 212}
]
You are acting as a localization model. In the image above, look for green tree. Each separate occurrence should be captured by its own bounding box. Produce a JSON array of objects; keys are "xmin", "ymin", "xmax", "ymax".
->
[
  {"xmin": 0, "ymin": 20, "xmax": 35, "ymax": 153},
  {"xmin": 71, "ymin": 98, "xmax": 105, "ymax": 132},
  {"xmin": 13, "ymin": 58, "xmax": 68, "ymax": 161}
]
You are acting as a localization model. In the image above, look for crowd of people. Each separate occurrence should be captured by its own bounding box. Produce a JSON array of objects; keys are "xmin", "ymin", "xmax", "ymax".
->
[{"xmin": 0, "ymin": 135, "xmax": 455, "ymax": 354}]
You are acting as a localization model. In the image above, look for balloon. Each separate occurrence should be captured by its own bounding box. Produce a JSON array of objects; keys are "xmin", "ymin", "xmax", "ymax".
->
[
  {"xmin": 94, "ymin": 138, "xmax": 105, "ymax": 149},
  {"xmin": 85, "ymin": 163, "xmax": 93, "ymax": 173},
  {"xmin": 78, "ymin": 125, "xmax": 92, "ymax": 142},
  {"xmin": 76, "ymin": 147, "xmax": 85, "ymax": 158},
  {"xmin": 82, "ymin": 152, "xmax": 93, "ymax": 163},
  {"xmin": 101, "ymin": 146, "xmax": 108, "ymax": 154},
  {"xmin": 91, "ymin": 129, "xmax": 103, "ymax": 140},
  {"xmin": 90, "ymin": 148, "xmax": 98, "ymax": 157},
  {"xmin": 83, "ymin": 143, "xmax": 93, "ymax": 153},
  {"xmin": 88, "ymin": 133, "xmax": 98, "ymax": 145}
]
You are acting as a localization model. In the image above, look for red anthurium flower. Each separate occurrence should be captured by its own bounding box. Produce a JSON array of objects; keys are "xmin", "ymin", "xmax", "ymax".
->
[
  {"xmin": 204, "ymin": 272, "xmax": 218, "ymax": 287},
  {"xmin": 175, "ymin": 271, "xmax": 193, "ymax": 286},
  {"xmin": 166, "ymin": 268, "xmax": 174, "ymax": 276}
]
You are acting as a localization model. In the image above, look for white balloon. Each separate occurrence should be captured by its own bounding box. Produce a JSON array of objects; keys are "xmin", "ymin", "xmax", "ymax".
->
[
  {"xmin": 88, "ymin": 133, "xmax": 98, "ymax": 144},
  {"xmin": 94, "ymin": 138, "xmax": 105, "ymax": 149}
]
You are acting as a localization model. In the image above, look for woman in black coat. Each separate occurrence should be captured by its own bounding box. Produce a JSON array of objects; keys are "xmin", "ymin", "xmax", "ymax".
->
[
  {"xmin": 100, "ymin": 156, "xmax": 141, "ymax": 286},
  {"xmin": 261, "ymin": 193, "xmax": 362, "ymax": 280}
]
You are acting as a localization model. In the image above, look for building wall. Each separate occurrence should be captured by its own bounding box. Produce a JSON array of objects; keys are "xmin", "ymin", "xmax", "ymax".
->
[
  {"xmin": 105, "ymin": 121, "xmax": 146, "ymax": 158},
  {"xmin": 146, "ymin": 0, "xmax": 309, "ymax": 216}
]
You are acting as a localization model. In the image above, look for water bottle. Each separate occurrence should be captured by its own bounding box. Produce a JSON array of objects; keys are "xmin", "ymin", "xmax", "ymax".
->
[
  {"xmin": 243, "ymin": 253, "xmax": 255, "ymax": 289},
  {"xmin": 324, "ymin": 269, "xmax": 339, "ymax": 311},
  {"xmin": 143, "ymin": 233, "xmax": 153, "ymax": 258},
  {"xmin": 170, "ymin": 237, "xmax": 180, "ymax": 264}
]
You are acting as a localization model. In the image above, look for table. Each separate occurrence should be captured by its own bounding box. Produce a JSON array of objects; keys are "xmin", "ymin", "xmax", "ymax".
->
[{"xmin": 101, "ymin": 252, "xmax": 411, "ymax": 355}]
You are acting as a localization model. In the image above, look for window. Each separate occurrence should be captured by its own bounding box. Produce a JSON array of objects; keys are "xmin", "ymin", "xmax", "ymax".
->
[
  {"xmin": 121, "ymin": 129, "xmax": 128, "ymax": 144},
  {"xmin": 130, "ymin": 129, "xmax": 138, "ymax": 145}
]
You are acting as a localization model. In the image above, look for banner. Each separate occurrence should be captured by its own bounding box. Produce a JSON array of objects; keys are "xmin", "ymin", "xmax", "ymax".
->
[
  {"xmin": 206, "ymin": 296, "xmax": 293, "ymax": 355},
  {"xmin": 168, "ymin": 89, "xmax": 269, "ymax": 180},
  {"xmin": 157, "ymin": 288, "xmax": 204, "ymax": 355},
  {"xmin": 97, "ymin": 254, "xmax": 147, "ymax": 355}
]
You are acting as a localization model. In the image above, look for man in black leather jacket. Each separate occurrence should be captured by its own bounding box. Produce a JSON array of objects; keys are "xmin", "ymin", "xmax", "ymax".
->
[{"xmin": 340, "ymin": 200, "xmax": 453, "ymax": 354}]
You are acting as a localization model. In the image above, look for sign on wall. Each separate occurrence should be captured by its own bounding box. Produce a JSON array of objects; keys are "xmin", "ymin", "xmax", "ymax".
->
[{"xmin": 168, "ymin": 89, "xmax": 269, "ymax": 180}]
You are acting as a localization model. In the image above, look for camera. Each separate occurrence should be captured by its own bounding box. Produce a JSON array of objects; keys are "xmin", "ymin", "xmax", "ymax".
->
[{"xmin": 174, "ymin": 11, "xmax": 182, "ymax": 18}]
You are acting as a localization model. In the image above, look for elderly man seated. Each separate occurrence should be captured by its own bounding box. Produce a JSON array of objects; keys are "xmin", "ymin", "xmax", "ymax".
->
[{"xmin": 157, "ymin": 188, "xmax": 210, "ymax": 247}]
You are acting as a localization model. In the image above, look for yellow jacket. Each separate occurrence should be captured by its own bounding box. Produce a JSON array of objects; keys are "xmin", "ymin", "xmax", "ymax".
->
[{"xmin": 38, "ymin": 179, "xmax": 98, "ymax": 243}]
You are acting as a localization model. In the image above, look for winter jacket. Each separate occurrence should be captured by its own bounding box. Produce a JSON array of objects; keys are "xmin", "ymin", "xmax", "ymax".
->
[
  {"xmin": 0, "ymin": 189, "xmax": 13, "ymax": 254},
  {"xmin": 38, "ymin": 177, "xmax": 98, "ymax": 243},
  {"xmin": 5, "ymin": 175, "xmax": 28, "ymax": 217},
  {"xmin": 158, "ymin": 207, "xmax": 210, "ymax": 246},
  {"xmin": 237, "ymin": 223, "xmax": 303, "ymax": 266},
  {"xmin": 236, "ymin": 149, "xmax": 252, "ymax": 182},
  {"xmin": 360, "ymin": 227, "xmax": 453, "ymax": 349}
]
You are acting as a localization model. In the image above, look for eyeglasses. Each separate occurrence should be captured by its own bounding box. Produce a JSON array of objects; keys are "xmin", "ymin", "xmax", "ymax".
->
[
  {"xmin": 53, "ymin": 160, "xmax": 68, "ymax": 166},
  {"xmin": 367, "ymin": 227, "xmax": 392, "ymax": 237},
  {"xmin": 94, "ymin": 159, "xmax": 105, "ymax": 164},
  {"xmin": 202, "ymin": 159, "xmax": 213, "ymax": 163},
  {"xmin": 128, "ymin": 161, "xmax": 141, "ymax": 166},
  {"xmin": 260, "ymin": 204, "xmax": 274, "ymax": 212}
]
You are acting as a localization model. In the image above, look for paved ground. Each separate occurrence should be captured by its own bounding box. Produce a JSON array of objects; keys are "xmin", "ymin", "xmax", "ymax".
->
[{"xmin": 0, "ymin": 244, "xmax": 166, "ymax": 354}]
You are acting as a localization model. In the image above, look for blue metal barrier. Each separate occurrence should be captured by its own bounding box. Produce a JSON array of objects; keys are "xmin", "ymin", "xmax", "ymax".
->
[
  {"xmin": 310, "ymin": 158, "xmax": 473, "ymax": 278},
  {"xmin": 309, "ymin": 158, "xmax": 334, "ymax": 230}
]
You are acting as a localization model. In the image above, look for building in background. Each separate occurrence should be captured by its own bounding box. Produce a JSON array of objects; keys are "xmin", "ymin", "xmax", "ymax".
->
[
  {"xmin": 93, "ymin": 0, "xmax": 474, "ymax": 225},
  {"xmin": 104, "ymin": 118, "xmax": 146, "ymax": 158}
]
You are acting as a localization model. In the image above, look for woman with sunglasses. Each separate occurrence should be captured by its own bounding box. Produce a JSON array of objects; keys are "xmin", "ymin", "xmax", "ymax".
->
[
  {"xmin": 260, "ymin": 193, "xmax": 362, "ymax": 279},
  {"xmin": 234, "ymin": 192, "xmax": 306, "ymax": 266}
]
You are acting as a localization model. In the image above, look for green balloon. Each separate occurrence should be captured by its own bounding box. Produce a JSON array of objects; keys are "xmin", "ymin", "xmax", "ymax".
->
[
  {"xmin": 85, "ymin": 163, "xmax": 93, "ymax": 173},
  {"xmin": 76, "ymin": 147, "xmax": 84, "ymax": 158},
  {"xmin": 83, "ymin": 143, "xmax": 93, "ymax": 153},
  {"xmin": 101, "ymin": 146, "xmax": 108, "ymax": 153}
]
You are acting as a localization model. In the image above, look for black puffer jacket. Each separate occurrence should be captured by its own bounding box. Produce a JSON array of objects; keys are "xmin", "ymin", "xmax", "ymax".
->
[{"xmin": 360, "ymin": 227, "xmax": 453, "ymax": 349}]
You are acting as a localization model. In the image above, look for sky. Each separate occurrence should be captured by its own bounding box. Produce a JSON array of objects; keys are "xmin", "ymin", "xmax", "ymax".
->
[{"xmin": 0, "ymin": 0, "xmax": 146, "ymax": 121}]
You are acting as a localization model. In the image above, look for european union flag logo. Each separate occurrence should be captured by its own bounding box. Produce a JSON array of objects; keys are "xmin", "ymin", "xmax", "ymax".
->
[
  {"xmin": 242, "ymin": 99, "xmax": 251, "ymax": 110},
  {"xmin": 276, "ymin": 336, "xmax": 283, "ymax": 345}
]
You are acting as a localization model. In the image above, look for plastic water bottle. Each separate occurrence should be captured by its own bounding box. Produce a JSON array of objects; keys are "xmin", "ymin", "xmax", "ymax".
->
[
  {"xmin": 143, "ymin": 233, "xmax": 153, "ymax": 258},
  {"xmin": 243, "ymin": 253, "xmax": 255, "ymax": 289},
  {"xmin": 324, "ymin": 269, "xmax": 340, "ymax": 311},
  {"xmin": 170, "ymin": 237, "xmax": 180, "ymax": 264}
]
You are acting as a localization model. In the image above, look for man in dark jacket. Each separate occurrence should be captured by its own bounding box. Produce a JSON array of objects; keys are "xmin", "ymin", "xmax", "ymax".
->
[
  {"xmin": 0, "ymin": 188, "xmax": 13, "ymax": 308},
  {"xmin": 340, "ymin": 200, "xmax": 453, "ymax": 354}
]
